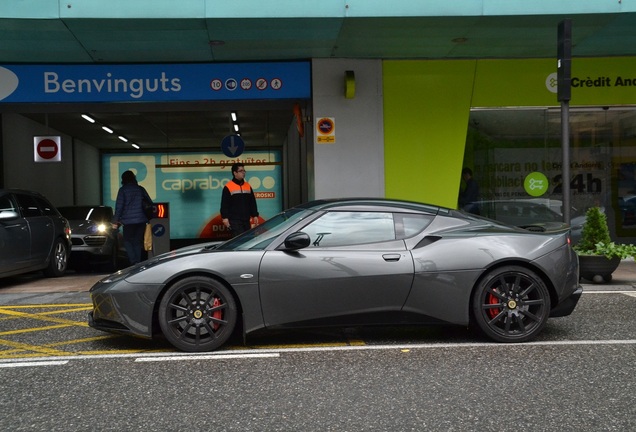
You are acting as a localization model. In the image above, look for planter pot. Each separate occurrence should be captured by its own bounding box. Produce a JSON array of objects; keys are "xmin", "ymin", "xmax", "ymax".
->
[{"xmin": 578, "ymin": 255, "xmax": 621, "ymax": 283}]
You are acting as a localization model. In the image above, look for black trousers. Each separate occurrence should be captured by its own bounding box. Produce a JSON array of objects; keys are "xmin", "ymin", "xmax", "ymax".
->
[{"xmin": 228, "ymin": 219, "xmax": 251, "ymax": 237}]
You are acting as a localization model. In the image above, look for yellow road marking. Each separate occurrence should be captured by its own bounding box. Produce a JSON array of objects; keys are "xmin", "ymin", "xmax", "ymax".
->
[
  {"xmin": 0, "ymin": 323, "xmax": 73, "ymax": 336},
  {"xmin": 3, "ymin": 304, "xmax": 91, "ymax": 308},
  {"xmin": 45, "ymin": 335, "xmax": 119, "ymax": 347},
  {"xmin": 0, "ymin": 303, "xmax": 368, "ymax": 358},
  {"xmin": 0, "ymin": 307, "xmax": 89, "ymax": 327},
  {"xmin": 0, "ymin": 337, "xmax": 74, "ymax": 356}
]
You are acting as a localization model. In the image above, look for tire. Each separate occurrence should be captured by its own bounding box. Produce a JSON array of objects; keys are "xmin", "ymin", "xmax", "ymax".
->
[
  {"xmin": 472, "ymin": 265, "xmax": 551, "ymax": 343},
  {"xmin": 158, "ymin": 276, "xmax": 238, "ymax": 352},
  {"xmin": 43, "ymin": 238, "xmax": 69, "ymax": 277}
]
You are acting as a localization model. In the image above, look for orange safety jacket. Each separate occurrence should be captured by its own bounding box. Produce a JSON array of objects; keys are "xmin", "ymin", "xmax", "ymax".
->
[{"xmin": 220, "ymin": 178, "xmax": 259, "ymax": 221}]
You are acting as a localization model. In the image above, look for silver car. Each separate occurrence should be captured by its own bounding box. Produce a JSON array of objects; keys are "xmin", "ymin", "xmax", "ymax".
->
[
  {"xmin": 58, "ymin": 205, "xmax": 127, "ymax": 272},
  {"xmin": 88, "ymin": 198, "xmax": 582, "ymax": 352},
  {"xmin": 0, "ymin": 189, "xmax": 71, "ymax": 278}
]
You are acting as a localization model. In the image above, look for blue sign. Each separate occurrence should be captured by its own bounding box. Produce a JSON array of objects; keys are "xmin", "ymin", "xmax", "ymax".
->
[
  {"xmin": 152, "ymin": 224, "xmax": 166, "ymax": 238},
  {"xmin": 221, "ymin": 135, "xmax": 245, "ymax": 158},
  {"xmin": 0, "ymin": 61, "xmax": 310, "ymax": 103}
]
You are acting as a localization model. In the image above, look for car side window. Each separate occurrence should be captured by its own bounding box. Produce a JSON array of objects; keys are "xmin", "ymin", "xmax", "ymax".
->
[
  {"xmin": 301, "ymin": 211, "xmax": 395, "ymax": 247},
  {"xmin": 0, "ymin": 195, "xmax": 17, "ymax": 213},
  {"xmin": 395, "ymin": 213, "xmax": 434, "ymax": 239},
  {"xmin": 14, "ymin": 194, "xmax": 42, "ymax": 218},
  {"xmin": 35, "ymin": 197, "xmax": 58, "ymax": 216}
]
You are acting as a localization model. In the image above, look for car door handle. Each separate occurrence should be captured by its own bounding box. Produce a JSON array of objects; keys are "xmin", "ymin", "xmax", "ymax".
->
[{"xmin": 382, "ymin": 253, "xmax": 401, "ymax": 262}]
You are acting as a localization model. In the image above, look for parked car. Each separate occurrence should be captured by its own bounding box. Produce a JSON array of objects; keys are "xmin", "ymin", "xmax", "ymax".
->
[
  {"xmin": 88, "ymin": 198, "xmax": 582, "ymax": 352},
  {"xmin": 57, "ymin": 205, "xmax": 127, "ymax": 271},
  {"xmin": 0, "ymin": 189, "xmax": 71, "ymax": 278}
]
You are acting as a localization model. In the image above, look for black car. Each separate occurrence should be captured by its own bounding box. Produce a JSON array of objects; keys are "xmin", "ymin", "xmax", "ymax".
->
[
  {"xmin": 57, "ymin": 205, "xmax": 127, "ymax": 271},
  {"xmin": 0, "ymin": 189, "xmax": 71, "ymax": 278}
]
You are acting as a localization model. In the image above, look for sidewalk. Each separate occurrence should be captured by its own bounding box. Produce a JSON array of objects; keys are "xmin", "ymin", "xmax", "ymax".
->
[{"xmin": 0, "ymin": 271, "xmax": 106, "ymax": 294}]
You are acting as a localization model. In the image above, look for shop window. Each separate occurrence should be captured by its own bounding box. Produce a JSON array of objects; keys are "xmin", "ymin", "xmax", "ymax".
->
[{"xmin": 466, "ymin": 107, "xmax": 636, "ymax": 240}]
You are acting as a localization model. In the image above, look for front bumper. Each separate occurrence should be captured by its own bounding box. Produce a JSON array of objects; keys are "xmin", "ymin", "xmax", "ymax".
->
[{"xmin": 88, "ymin": 278, "xmax": 164, "ymax": 338}]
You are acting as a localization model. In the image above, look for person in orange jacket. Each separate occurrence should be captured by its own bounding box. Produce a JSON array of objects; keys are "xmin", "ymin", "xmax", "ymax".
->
[{"xmin": 220, "ymin": 163, "xmax": 259, "ymax": 236}]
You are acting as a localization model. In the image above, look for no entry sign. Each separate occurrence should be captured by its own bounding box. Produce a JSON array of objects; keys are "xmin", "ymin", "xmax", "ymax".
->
[{"xmin": 33, "ymin": 136, "xmax": 61, "ymax": 162}]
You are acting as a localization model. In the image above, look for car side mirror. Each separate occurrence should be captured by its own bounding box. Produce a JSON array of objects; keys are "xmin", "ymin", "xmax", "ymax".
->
[
  {"xmin": 283, "ymin": 232, "xmax": 311, "ymax": 250},
  {"xmin": 0, "ymin": 210, "xmax": 19, "ymax": 221}
]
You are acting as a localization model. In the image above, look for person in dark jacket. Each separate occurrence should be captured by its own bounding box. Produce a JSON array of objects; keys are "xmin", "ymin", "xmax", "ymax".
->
[
  {"xmin": 458, "ymin": 167, "xmax": 480, "ymax": 214},
  {"xmin": 112, "ymin": 170, "xmax": 153, "ymax": 265},
  {"xmin": 220, "ymin": 163, "xmax": 259, "ymax": 237}
]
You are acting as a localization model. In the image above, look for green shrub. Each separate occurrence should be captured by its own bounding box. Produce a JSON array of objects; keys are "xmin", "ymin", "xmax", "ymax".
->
[{"xmin": 573, "ymin": 206, "xmax": 636, "ymax": 259}]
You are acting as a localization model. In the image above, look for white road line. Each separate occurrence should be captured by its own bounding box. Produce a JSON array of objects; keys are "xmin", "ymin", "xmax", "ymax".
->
[
  {"xmin": 0, "ymin": 360, "xmax": 68, "ymax": 368},
  {"xmin": 135, "ymin": 353, "xmax": 280, "ymax": 362},
  {"xmin": 584, "ymin": 290, "xmax": 636, "ymax": 294},
  {"xmin": 1, "ymin": 339, "xmax": 636, "ymax": 365}
]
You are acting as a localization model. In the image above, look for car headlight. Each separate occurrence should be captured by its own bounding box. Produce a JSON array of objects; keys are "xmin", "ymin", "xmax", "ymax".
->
[{"xmin": 97, "ymin": 223, "xmax": 107, "ymax": 233}]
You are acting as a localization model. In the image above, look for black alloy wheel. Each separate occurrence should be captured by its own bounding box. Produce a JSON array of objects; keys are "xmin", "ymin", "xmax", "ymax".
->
[
  {"xmin": 158, "ymin": 276, "xmax": 238, "ymax": 352},
  {"xmin": 472, "ymin": 265, "xmax": 551, "ymax": 343},
  {"xmin": 44, "ymin": 238, "xmax": 69, "ymax": 277}
]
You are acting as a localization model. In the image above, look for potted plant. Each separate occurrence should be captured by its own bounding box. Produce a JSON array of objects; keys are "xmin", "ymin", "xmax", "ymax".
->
[{"xmin": 573, "ymin": 206, "xmax": 636, "ymax": 282}]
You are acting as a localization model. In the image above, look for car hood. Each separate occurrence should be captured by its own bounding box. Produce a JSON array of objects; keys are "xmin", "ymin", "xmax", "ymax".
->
[{"xmin": 67, "ymin": 219, "xmax": 110, "ymax": 234}]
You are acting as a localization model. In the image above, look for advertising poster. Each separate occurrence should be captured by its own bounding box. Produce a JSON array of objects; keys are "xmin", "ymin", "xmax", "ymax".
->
[{"xmin": 102, "ymin": 151, "xmax": 282, "ymax": 240}]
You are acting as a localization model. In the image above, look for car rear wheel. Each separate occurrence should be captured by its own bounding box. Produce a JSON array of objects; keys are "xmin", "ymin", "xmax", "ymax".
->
[
  {"xmin": 43, "ymin": 238, "xmax": 69, "ymax": 277},
  {"xmin": 158, "ymin": 276, "xmax": 237, "ymax": 352},
  {"xmin": 472, "ymin": 265, "xmax": 551, "ymax": 343}
]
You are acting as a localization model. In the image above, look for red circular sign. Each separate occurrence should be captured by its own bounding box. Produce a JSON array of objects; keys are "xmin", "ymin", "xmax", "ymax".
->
[
  {"xmin": 36, "ymin": 139, "xmax": 59, "ymax": 159},
  {"xmin": 317, "ymin": 118, "xmax": 334, "ymax": 135}
]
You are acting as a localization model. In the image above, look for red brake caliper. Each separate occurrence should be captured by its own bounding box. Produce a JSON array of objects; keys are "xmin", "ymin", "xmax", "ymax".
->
[
  {"xmin": 487, "ymin": 289, "xmax": 500, "ymax": 319},
  {"xmin": 211, "ymin": 297, "xmax": 223, "ymax": 331}
]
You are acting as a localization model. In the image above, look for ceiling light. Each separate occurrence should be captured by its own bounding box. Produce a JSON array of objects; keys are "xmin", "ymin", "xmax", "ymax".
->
[
  {"xmin": 231, "ymin": 112, "xmax": 237, "ymax": 122},
  {"xmin": 131, "ymin": 143, "xmax": 140, "ymax": 149},
  {"xmin": 102, "ymin": 126, "xmax": 113, "ymax": 133},
  {"xmin": 81, "ymin": 114, "xmax": 95, "ymax": 123},
  {"xmin": 233, "ymin": 124, "xmax": 239, "ymax": 132},
  {"xmin": 118, "ymin": 135, "xmax": 128, "ymax": 142}
]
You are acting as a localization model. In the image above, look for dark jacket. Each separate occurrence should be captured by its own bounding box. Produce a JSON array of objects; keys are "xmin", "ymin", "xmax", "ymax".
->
[
  {"xmin": 220, "ymin": 178, "xmax": 259, "ymax": 221},
  {"xmin": 459, "ymin": 178, "xmax": 480, "ymax": 214},
  {"xmin": 113, "ymin": 183, "xmax": 153, "ymax": 225}
]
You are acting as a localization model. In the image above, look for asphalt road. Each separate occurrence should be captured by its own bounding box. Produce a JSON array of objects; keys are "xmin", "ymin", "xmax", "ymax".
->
[{"xmin": 0, "ymin": 282, "xmax": 635, "ymax": 431}]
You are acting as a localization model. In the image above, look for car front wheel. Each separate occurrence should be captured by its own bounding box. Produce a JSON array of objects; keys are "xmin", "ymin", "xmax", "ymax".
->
[
  {"xmin": 44, "ymin": 238, "xmax": 69, "ymax": 277},
  {"xmin": 472, "ymin": 265, "xmax": 551, "ymax": 343},
  {"xmin": 158, "ymin": 276, "xmax": 238, "ymax": 352}
]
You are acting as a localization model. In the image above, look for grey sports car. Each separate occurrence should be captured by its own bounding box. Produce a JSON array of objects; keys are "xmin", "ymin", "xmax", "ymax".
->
[{"xmin": 88, "ymin": 198, "xmax": 582, "ymax": 352}]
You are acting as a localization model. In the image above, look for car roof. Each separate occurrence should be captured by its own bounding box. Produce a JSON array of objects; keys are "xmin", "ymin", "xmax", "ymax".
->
[
  {"xmin": 0, "ymin": 188, "xmax": 47, "ymax": 197},
  {"xmin": 294, "ymin": 198, "xmax": 447, "ymax": 215}
]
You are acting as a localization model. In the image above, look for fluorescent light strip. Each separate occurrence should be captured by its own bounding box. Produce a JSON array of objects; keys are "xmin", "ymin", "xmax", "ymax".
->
[
  {"xmin": 102, "ymin": 126, "xmax": 113, "ymax": 134},
  {"xmin": 118, "ymin": 136, "xmax": 128, "ymax": 142},
  {"xmin": 81, "ymin": 114, "xmax": 95, "ymax": 123}
]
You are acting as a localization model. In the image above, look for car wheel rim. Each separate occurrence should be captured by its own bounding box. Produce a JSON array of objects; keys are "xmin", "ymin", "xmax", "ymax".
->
[
  {"xmin": 164, "ymin": 284, "xmax": 229, "ymax": 346},
  {"xmin": 480, "ymin": 272, "xmax": 547, "ymax": 339},
  {"xmin": 54, "ymin": 243, "xmax": 67, "ymax": 271}
]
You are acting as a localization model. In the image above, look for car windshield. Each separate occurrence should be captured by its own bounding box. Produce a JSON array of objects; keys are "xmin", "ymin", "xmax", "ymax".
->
[{"xmin": 216, "ymin": 207, "xmax": 313, "ymax": 251}]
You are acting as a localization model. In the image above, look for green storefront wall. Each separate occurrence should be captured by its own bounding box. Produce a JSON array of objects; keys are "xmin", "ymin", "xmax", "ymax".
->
[{"xmin": 383, "ymin": 56, "xmax": 636, "ymax": 209}]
